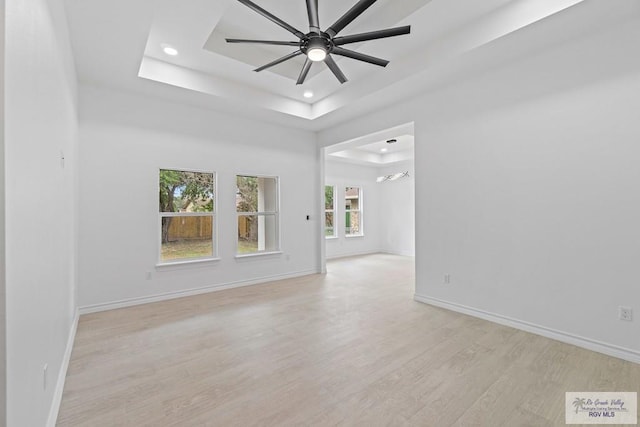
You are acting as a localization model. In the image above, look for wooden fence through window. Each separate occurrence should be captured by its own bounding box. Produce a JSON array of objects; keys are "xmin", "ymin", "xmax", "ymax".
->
[{"xmin": 167, "ymin": 216, "xmax": 212, "ymax": 241}]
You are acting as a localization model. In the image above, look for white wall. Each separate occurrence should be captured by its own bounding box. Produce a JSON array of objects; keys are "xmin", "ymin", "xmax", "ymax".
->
[
  {"xmin": 324, "ymin": 160, "xmax": 380, "ymax": 259},
  {"xmin": 418, "ymin": 70, "xmax": 640, "ymax": 354},
  {"xmin": 378, "ymin": 160, "xmax": 415, "ymax": 257},
  {"xmin": 0, "ymin": 0, "xmax": 6, "ymax": 422},
  {"xmin": 4, "ymin": 0, "xmax": 78, "ymax": 425},
  {"xmin": 77, "ymin": 86, "xmax": 320, "ymax": 310},
  {"xmin": 318, "ymin": 15, "xmax": 640, "ymax": 360}
]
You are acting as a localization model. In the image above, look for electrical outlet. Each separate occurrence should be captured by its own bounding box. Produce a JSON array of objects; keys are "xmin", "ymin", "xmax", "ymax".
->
[
  {"xmin": 619, "ymin": 306, "xmax": 633, "ymax": 321},
  {"xmin": 43, "ymin": 364, "xmax": 48, "ymax": 390},
  {"xmin": 444, "ymin": 274, "xmax": 451, "ymax": 285}
]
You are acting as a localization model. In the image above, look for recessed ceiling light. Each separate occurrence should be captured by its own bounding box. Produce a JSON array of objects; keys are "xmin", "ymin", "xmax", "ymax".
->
[
  {"xmin": 380, "ymin": 148, "xmax": 388, "ymax": 153},
  {"xmin": 303, "ymin": 90, "xmax": 314, "ymax": 99},
  {"xmin": 162, "ymin": 45, "xmax": 179, "ymax": 56}
]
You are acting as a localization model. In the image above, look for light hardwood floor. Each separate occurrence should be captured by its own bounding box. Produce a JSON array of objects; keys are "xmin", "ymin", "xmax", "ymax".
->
[{"xmin": 57, "ymin": 254, "xmax": 640, "ymax": 426}]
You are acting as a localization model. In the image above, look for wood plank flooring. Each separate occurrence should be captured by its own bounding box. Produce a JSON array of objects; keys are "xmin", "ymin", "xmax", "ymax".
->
[{"xmin": 57, "ymin": 254, "xmax": 640, "ymax": 426}]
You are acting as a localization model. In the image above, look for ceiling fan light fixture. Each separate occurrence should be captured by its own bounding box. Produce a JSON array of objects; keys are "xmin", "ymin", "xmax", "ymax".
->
[
  {"xmin": 305, "ymin": 37, "xmax": 328, "ymax": 62},
  {"xmin": 227, "ymin": 0, "xmax": 411, "ymax": 85},
  {"xmin": 303, "ymin": 90, "xmax": 314, "ymax": 98},
  {"xmin": 307, "ymin": 48, "xmax": 327, "ymax": 62}
]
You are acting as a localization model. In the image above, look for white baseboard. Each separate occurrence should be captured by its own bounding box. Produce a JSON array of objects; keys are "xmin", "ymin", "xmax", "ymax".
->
[
  {"xmin": 327, "ymin": 250, "xmax": 415, "ymax": 260},
  {"xmin": 414, "ymin": 294, "xmax": 640, "ymax": 364},
  {"xmin": 326, "ymin": 249, "xmax": 382, "ymax": 260},
  {"xmin": 47, "ymin": 308, "xmax": 79, "ymax": 427},
  {"xmin": 79, "ymin": 269, "xmax": 318, "ymax": 315},
  {"xmin": 380, "ymin": 250, "xmax": 415, "ymax": 257}
]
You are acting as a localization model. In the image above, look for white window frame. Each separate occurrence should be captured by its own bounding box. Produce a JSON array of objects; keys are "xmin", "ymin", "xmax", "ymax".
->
[
  {"xmin": 236, "ymin": 175, "xmax": 281, "ymax": 257},
  {"xmin": 325, "ymin": 185, "xmax": 337, "ymax": 239},
  {"xmin": 345, "ymin": 186, "xmax": 363, "ymax": 237},
  {"xmin": 157, "ymin": 168, "xmax": 218, "ymax": 266}
]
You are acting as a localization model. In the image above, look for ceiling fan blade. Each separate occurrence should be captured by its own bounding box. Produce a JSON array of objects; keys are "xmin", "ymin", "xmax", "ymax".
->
[
  {"xmin": 254, "ymin": 51, "xmax": 304, "ymax": 72},
  {"xmin": 324, "ymin": 55, "xmax": 348, "ymax": 84},
  {"xmin": 296, "ymin": 58, "xmax": 313, "ymax": 85},
  {"xmin": 333, "ymin": 26, "xmax": 411, "ymax": 46},
  {"xmin": 326, "ymin": 0, "xmax": 377, "ymax": 37},
  {"xmin": 226, "ymin": 39, "xmax": 301, "ymax": 46},
  {"xmin": 236, "ymin": 0, "xmax": 305, "ymax": 39},
  {"xmin": 331, "ymin": 47, "xmax": 389, "ymax": 67},
  {"xmin": 306, "ymin": 0, "xmax": 320, "ymax": 34}
]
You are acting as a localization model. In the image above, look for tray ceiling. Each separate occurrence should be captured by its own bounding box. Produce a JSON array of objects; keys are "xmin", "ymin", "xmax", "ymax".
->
[{"xmin": 63, "ymin": 0, "xmax": 608, "ymax": 130}]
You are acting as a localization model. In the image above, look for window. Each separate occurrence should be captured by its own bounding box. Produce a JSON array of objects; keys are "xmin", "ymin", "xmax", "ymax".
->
[
  {"xmin": 325, "ymin": 185, "xmax": 336, "ymax": 238},
  {"xmin": 159, "ymin": 169, "xmax": 216, "ymax": 263},
  {"xmin": 236, "ymin": 175, "xmax": 279, "ymax": 255},
  {"xmin": 345, "ymin": 186, "xmax": 362, "ymax": 236}
]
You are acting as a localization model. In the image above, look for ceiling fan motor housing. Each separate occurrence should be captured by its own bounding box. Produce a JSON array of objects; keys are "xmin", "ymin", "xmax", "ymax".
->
[{"xmin": 301, "ymin": 33, "xmax": 332, "ymax": 56}]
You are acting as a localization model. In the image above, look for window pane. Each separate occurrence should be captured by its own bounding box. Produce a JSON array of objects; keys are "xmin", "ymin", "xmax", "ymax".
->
[
  {"xmin": 346, "ymin": 211, "xmax": 361, "ymax": 235},
  {"xmin": 345, "ymin": 186, "xmax": 360, "ymax": 210},
  {"xmin": 160, "ymin": 170, "xmax": 214, "ymax": 213},
  {"xmin": 325, "ymin": 212, "xmax": 335, "ymax": 236},
  {"xmin": 237, "ymin": 176, "xmax": 277, "ymax": 213},
  {"xmin": 237, "ymin": 214, "xmax": 278, "ymax": 254},
  {"xmin": 325, "ymin": 186, "xmax": 334, "ymax": 210},
  {"xmin": 161, "ymin": 215, "xmax": 213, "ymax": 261}
]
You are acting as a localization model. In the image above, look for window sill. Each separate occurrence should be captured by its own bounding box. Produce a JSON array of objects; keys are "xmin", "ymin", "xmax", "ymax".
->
[
  {"xmin": 325, "ymin": 236, "xmax": 338, "ymax": 240},
  {"xmin": 345, "ymin": 234, "xmax": 364, "ymax": 238},
  {"xmin": 156, "ymin": 257, "xmax": 221, "ymax": 268},
  {"xmin": 235, "ymin": 251, "xmax": 283, "ymax": 259}
]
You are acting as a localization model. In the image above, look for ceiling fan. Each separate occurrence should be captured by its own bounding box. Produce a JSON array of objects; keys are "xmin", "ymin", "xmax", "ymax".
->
[{"xmin": 226, "ymin": 0, "xmax": 411, "ymax": 85}]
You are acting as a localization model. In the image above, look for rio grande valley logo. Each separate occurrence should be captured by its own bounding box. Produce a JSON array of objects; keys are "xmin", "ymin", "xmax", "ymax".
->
[{"xmin": 566, "ymin": 392, "xmax": 637, "ymax": 424}]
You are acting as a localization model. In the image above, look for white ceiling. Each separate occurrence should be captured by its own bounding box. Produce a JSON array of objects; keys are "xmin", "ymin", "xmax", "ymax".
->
[
  {"xmin": 325, "ymin": 123, "xmax": 414, "ymax": 166},
  {"xmin": 328, "ymin": 134, "xmax": 414, "ymax": 166},
  {"xmin": 63, "ymin": 0, "xmax": 597, "ymax": 131}
]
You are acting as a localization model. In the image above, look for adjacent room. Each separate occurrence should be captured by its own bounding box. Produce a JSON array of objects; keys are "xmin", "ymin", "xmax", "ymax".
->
[
  {"xmin": 324, "ymin": 123, "xmax": 415, "ymax": 260},
  {"xmin": 2, "ymin": 0, "xmax": 640, "ymax": 426}
]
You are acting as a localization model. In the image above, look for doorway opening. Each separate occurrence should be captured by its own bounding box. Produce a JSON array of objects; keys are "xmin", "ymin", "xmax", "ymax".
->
[{"xmin": 320, "ymin": 122, "xmax": 415, "ymax": 278}]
